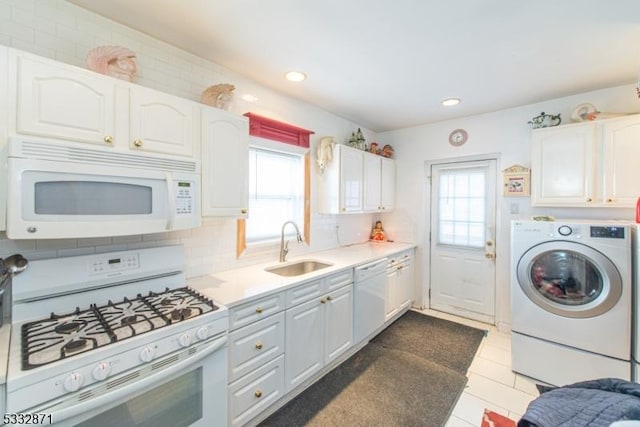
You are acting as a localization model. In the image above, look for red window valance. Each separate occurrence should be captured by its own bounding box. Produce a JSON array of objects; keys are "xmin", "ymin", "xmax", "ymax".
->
[{"xmin": 244, "ymin": 113, "xmax": 315, "ymax": 148}]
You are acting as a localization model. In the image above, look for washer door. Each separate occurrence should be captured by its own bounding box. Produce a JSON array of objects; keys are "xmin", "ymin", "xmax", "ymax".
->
[{"xmin": 516, "ymin": 241, "xmax": 622, "ymax": 318}]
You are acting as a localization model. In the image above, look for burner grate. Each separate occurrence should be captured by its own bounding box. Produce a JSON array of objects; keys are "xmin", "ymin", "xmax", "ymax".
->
[{"xmin": 21, "ymin": 287, "xmax": 217, "ymax": 370}]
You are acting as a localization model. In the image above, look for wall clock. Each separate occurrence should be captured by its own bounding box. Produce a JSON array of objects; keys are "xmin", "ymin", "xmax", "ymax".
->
[{"xmin": 448, "ymin": 129, "xmax": 468, "ymax": 147}]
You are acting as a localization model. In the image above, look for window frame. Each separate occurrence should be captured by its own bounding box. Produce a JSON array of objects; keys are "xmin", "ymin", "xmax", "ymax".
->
[{"xmin": 236, "ymin": 139, "xmax": 310, "ymax": 257}]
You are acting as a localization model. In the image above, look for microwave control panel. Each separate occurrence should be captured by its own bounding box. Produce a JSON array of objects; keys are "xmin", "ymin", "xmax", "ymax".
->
[{"xmin": 176, "ymin": 181, "xmax": 194, "ymax": 215}]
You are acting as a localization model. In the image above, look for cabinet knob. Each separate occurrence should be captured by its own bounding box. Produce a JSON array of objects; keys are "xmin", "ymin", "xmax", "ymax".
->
[
  {"xmin": 254, "ymin": 390, "xmax": 262, "ymax": 398},
  {"xmin": 485, "ymin": 253, "xmax": 495, "ymax": 259},
  {"xmin": 607, "ymin": 198, "xmax": 613, "ymax": 203},
  {"xmin": 255, "ymin": 341, "xmax": 263, "ymax": 350},
  {"xmin": 326, "ymin": 295, "xmax": 332, "ymax": 301},
  {"xmin": 586, "ymin": 198, "xmax": 593, "ymax": 202},
  {"xmin": 255, "ymin": 306, "xmax": 263, "ymax": 314},
  {"xmin": 241, "ymin": 208, "xmax": 248, "ymax": 214},
  {"xmin": 320, "ymin": 298, "xmax": 326, "ymax": 304},
  {"xmin": 103, "ymin": 135, "xmax": 113, "ymax": 144},
  {"xmin": 133, "ymin": 139, "xmax": 143, "ymax": 147}
]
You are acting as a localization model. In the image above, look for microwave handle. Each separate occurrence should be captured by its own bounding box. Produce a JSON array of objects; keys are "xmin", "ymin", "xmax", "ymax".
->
[
  {"xmin": 165, "ymin": 172, "xmax": 175, "ymax": 230},
  {"xmin": 40, "ymin": 335, "xmax": 227, "ymax": 424}
]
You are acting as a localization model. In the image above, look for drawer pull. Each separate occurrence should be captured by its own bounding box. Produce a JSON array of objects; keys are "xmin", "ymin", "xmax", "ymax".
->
[
  {"xmin": 326, "ymin": 295, "xmax": 332, "ymax": 301},
  {"xmin": 320, "ymin": 298, "xmax": 326, "ymax": 304},
  {"xmin": 255, "ymin": 342, "xmax": 263, "ymax": 350},
  {"xmin": 255, "ymin": 390, "xmax": 263, "ymax": 398},
  {"xmin": 255, "ymin": 306, "xmax": 263, "ymax": 314}
]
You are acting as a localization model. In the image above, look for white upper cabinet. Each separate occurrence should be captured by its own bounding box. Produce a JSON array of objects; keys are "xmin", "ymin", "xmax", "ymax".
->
[
  {"xmin": 319, "ymin": 144, "xmax": 395, "ymax": 214},
  {"xmin": 531, "ymin": 123, "xmax": 596, "ymax": 206},
  {"xmin": 532, "ymin": 114, "xmax": 640, "ymax": 207},
  {"xmin": 601, "ymin": 116, "xmax": 640, "ymax": 206},
  {"xmin": 10, "ymin": 50, "xmax": 198, "ymax": 158},
  {"xmin": 128, "ymin": 86, "xmax": 198, "ymax": 157},
  {"xmin": 380, "ymin": 157, "xmax": 395, "ymax": 211},
  {"xmin": 363, "ymin": 151, "xmax": 382, "ymax": 212},
  {"xmin": 318, "ymin": 144, "xmax": 363, "ymax": 213},
  {"xmin": 363, "ymin": 152, "xmax": 395, "ymax": 212},
  {"xmin": 14, "ymin": 53, "xmax": 118, "ymax": 146},
  {"xmin": 201, "ymin": 107, "xmax": 249, "ymax": 217}
]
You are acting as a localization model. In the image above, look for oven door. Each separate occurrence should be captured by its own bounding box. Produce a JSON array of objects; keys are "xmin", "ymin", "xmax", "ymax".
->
[
  {"xmin": 7, "ymin": 157, "xmax": 199, "ymax": 239},
  {"xmin": 37, "ymin": 335, "xmax": 227, "ymax": 427}
]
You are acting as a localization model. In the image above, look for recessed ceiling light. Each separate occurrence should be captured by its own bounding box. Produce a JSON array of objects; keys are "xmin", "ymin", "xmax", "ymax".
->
[
  {"xmin": 285, "ymin": 71, "xmax": 307, "ymax": 82},
  {"xmin": 241, "ymin": 94, "xmax": 259, "ymax": 103},
  {"xmin": 442, "ymin": 98, "xmax": 461, "ymax": 106}
]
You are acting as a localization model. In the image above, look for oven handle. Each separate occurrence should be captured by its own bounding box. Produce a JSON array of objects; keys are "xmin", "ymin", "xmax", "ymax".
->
[{"xmin": 44, "ymin": 335, "xmax": 227, "ymax": 425}]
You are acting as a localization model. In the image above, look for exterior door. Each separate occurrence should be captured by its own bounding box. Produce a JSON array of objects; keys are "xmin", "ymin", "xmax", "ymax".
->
[{"xmin": 429, "ymin": 159, "xmax": 497, "ymax": 324}]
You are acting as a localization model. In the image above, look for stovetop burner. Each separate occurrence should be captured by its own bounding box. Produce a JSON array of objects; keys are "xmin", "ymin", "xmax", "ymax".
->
[{"xmin": 21, "ymin": 287, "xmax": 217, "ymax": 370}]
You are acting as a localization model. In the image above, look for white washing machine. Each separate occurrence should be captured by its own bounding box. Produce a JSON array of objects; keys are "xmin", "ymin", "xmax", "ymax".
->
[
  {"xmin": 511, "ymin": 220, "xmax": 632, "ymax": 386},
  {"xmin": 632, "ymin": 224, "xmax": 640, "ymax": 383}
]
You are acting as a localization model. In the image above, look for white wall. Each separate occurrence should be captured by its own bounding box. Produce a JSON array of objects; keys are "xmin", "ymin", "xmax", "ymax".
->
[
  {"xmin": 0, "ymin": 0, "xmax": 378, "ymax": 276},
  {"xmin": 378, "ymin": 84, "xmax": 640, "ymax": 330}
]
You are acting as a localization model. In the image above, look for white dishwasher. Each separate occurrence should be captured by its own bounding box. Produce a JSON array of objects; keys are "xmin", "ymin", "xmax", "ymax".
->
[{"xmin": 354, "ymin": 258, "xmax": 388, "ymax": 344}]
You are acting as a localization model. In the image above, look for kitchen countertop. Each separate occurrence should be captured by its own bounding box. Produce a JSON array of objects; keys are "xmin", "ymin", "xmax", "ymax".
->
[
  {"xmin": 188, "ymin": 241, "xmax": 416, "ymax": 308},
  {"xmin": 0, "ymin": 325, "xmax": 10, "ymax": 384}
]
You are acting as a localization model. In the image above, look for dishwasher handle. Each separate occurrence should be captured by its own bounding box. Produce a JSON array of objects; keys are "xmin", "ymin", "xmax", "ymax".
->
[{"xmin": 355, "ymin": 258, "xmax": 388, "ymax": 280}]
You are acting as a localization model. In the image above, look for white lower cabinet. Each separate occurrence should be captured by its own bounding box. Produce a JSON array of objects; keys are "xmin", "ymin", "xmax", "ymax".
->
[
  {"xmin": 228, "ymin": 355, "xmax": 285, "ymax": 426},
  {"xmin": 228, "ymin": 312, "xmax": 285, "ymax": 383},
  {"xmin": 284, "ymin": 283, "xmax": 353, "ymax": 393},
  {"xmin": 385, "ymin": 250, "xmax": 415, "ymax": 321}
]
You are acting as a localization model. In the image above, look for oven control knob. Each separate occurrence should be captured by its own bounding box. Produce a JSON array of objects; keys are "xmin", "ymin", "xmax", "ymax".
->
[
  {"xmin": 139, "ymin": 345, "xmax": 156, "ymax": 362},
  {"xmin": 92, "ymin": 362, "xmax": 111, "ymax": 381},
  {"xmin": 63, "ymin": 372, "xmax": 84, "ymax": 392},
  {"xmin": 558, "ymin": 225, "xmax": 573, "ymax": 236},
  {"xmin": 196, "ymin": 326, "xmax": 209, "ymax": 341},
  {"xmin": 178, "ymin": 332, "xmax": 192, "ymax": 347}
]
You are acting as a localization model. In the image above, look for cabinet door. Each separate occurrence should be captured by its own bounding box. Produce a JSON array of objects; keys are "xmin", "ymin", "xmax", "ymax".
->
[
  {"xmin": 531, "ymin": 124, "xmax": 597, "ymax": 206},
  {"xmin": 201, "ymin": 108, "xmax": 249, "ymax": 217},
  {"xmin": 339, "ymin": 145, "xmax": 363, "ymax": 212},
  {"xmin": 284, "ymin": 298, "xmax": 324, "ymax": 392},
  {"xmin": 324, "ymin": 284, "xmax": 353, "ymax": 364},
  {"xmin": 385, "ymin": 268, "xmax": 399, "ymax": 321},
  {"xmin": 380, "ymin": 158, "xmax": 395, "ymax": 210},
  {"xmin": 602, "ymin": 116, "xmax": 640, "ymax": 207},
  {"xmin": 129, "ymin": 86, "xmax": 197, "ymax": 157},
  {"xmin": 0, "ymin": 46, "xmax": 8, "ymax": 231},
  {"xmin": 397, "ymin": 257, "xmax": 414, "ymax": 310},
  {"xmin": 14, "ymin": 53, "xmax": 117, "ymax": 146},
  {"xmin": 363, "ymin": 153, "xmax": 381, "ymax": 212}
]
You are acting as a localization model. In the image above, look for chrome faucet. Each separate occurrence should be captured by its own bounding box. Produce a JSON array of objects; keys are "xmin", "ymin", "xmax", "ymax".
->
[{"xmin": 280, "ymin": 221, "xmax": 303, "ymax": 262}]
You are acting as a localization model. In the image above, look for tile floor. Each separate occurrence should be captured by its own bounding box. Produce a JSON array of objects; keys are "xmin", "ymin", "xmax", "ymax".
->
[{"xmin": 415, "ymin": 308, "xmax": 539, "ymax": 427}]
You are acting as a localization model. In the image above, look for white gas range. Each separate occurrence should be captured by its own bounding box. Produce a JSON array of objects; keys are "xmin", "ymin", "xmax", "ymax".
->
[{"xmin": 5, "ymin": 245, "xmax": 228, "ymax": 427}]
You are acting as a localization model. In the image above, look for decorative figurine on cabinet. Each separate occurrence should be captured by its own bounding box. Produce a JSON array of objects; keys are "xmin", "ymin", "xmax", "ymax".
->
[{"xmin": 370, "ymin": 220, "xmax": 386, "ymax": 242}]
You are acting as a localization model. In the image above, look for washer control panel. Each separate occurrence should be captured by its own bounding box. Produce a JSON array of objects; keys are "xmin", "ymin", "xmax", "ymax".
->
[{"xmin": 590, "ymin": 226, "xmax": 625, "ymax": 239}]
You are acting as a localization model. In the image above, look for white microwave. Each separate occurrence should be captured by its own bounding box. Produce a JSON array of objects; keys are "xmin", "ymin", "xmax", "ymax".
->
[{"xmin": 6, "ymin": 138, "xmax": 201, "ymax": 239}]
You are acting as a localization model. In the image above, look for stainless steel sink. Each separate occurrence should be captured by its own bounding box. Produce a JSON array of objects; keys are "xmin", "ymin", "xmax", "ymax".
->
[{"xmin": 265, "ymin": 260, "xmax": 333, "ymax": 277}]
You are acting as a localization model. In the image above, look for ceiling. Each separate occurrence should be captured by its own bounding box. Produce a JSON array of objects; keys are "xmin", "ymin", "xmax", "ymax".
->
[{"xmin": 67, "ymin": 0, "xmax": 640, "ymax": 132}]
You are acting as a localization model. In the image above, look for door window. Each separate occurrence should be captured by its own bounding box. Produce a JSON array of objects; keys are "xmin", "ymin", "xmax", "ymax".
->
[
  {"xmin": 529, "ymin": 250, "xmax": 602, "ymax": 306},
  {"xmin": 436, "ymin": 167, "xmax": 486, "ymax": 248}
]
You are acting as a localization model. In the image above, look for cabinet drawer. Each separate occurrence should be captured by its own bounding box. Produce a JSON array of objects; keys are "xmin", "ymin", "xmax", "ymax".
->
[
  {"xmin": 228, "ymin": 312, "xmax": 285, "ymax": 382},
  {"xmin": 228, "ymin": 354, "xmax": 285, "ymax": 427},
  {"xmin": 326, "ymin": 269, "xmax": 353, "ymax": 292},
  {"xmin": 229, "ymin": 293, "xmax": 285, "ymax": 331},
  {"xmin": 285, "ymin": 278, "xmax": 323, "ymax": 307}
]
